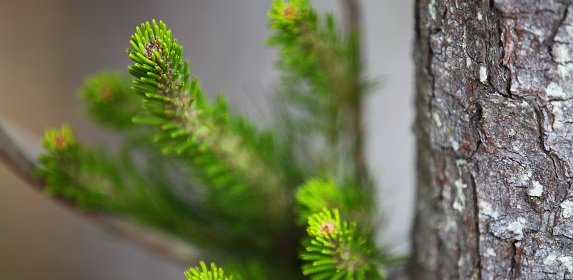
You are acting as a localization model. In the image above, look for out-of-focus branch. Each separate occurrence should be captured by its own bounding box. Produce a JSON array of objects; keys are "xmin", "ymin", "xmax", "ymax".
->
[
  {"xmin": 0, "ymin": 119, "xmax": 199, "ymax": 265},
  {"xmin": 341, "ymin": 0, "xmax": 371, "ymax": 187},
  {"xmin": 342, "ymin": 0, "xmax": 361, "ymax": 34},
  {"xmin": 0, "ymin": 121, "xmax": 43, "ymax": 188}
]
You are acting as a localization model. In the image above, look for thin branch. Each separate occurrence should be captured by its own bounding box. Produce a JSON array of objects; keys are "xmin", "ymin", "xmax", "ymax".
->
[
  {"xmin": 342, "ymin": 0, "xmax": 361, "ymax": 34},
  {"xmin": 341, "ymin": 0, "xmax": 371, "ymax": 187},
  {"xmin": 0, "ymin": 122, "xmax": 43, "ymax": 188},
  {"xmin": 0, "ymin": 120, "xmax": 199, "ymax": 266}
]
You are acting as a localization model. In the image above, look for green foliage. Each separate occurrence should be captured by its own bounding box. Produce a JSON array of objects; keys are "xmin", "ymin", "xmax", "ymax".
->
[
  {"xmin": 33, "ymin": 1, "xmax": 396, "ymax": 279},
  {"xmin": 37, "ymin": 126, "xmax": 226, "ymax": 249},
  {"xmin": 295, "ymin": 177, "xmax": 377, "ymax": 237},
  {"xmin": 38, "ymin": 125, "xmax": 101, "ymax": 208},
  {"xmin": 126, "ymin": 20, "xmax": 295, "ymax": 252},
  {"xmin": 42, "ymin": 124, "xmax": 78, "ymax": 152},
  {"xmin": 302, "ymin": 209, "xmax": 383, "ymax": 280},
  {"xmin": 185, "ymin": 262, "xmax": 232, "ymax": 280},
  {"xmin": 268, "ymin": 0, "xmax": 314, "ymax": 35},
  {"xmin": 222, "ymin": 260, "xmax": 268, "ymax": 280},
  {"xmin": 127, "ymin": 20, "xmax": 190, "ymax": 120},
  {"xmin": 296, "ymin": 178, "xmax": 346, "ymax": 224},
  {"xmin": 79, "ymin": 73, "xmax": 139, "ymax": 129},
  {"xmin": 268, "ymin": 0, "xmax": 369, "ymax": 184},
  {"xmin": 38, "ymin": 125, "xmax": 137, "ymax": 209}
]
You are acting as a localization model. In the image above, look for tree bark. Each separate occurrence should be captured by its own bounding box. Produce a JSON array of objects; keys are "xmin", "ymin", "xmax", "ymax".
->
[{"xmin": 411, "ymin": 0, "xmax": 573, "ymax": 279}]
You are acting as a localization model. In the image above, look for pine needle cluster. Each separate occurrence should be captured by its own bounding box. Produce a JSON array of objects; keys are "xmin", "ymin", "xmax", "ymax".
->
[{"xmin": 35, "ymin": 1, "xmax": 397, "ymax": 279}]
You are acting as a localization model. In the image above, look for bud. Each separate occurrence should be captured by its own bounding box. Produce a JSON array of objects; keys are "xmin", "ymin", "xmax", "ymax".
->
[
  {"xmin": 269, "ymin": 0, "xmax": 310, "ymax": 31},
  {"xmin": 282, "ymin": 5, "xmax": 298, "ymax": 21},
  {"xmin": 43, "ymin": 125, "xmax": 77, "ymax": 151},
  {"xmin": 307, "ymin": 208, "xmax": 341, "ymax": 237},
  {"xmin": 320, "ymin": 222, "xmax": 336, "ymax": 234}
]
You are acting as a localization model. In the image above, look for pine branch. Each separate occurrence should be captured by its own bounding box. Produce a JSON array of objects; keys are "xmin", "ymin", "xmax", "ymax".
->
[
  {"xmin": 127, "ymin": 20, "xmax": 294, "ymax": 251},
  {"xmin": 2, "ymin": 2, "xmax": 393, "ymax": 278},
  {"xmin": 0, "ymin": 120, "xmax": 199, "ymax": 265},
  {"xmin": 268, "ymin": 0, "xmax": 373, "ymax": 188}
]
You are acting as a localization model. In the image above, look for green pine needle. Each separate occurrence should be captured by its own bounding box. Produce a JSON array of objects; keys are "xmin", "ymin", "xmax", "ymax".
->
[{"xmin": 185, "ymin": 262, "xmax": 233, "ymax": 280}]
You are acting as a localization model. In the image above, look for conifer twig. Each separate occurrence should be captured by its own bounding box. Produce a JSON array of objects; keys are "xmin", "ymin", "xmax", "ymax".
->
[{"xmin": 0, "ymin": 120, "xmax": 199, "ymax": 265}]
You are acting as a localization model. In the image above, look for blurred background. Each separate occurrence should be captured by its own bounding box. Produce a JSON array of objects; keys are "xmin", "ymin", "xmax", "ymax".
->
[{"xmin": 0, "ymin": 0, "xmax": 414, "ymax": 279}]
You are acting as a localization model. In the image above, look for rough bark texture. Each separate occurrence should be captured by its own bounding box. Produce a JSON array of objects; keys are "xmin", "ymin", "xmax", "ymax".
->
[{"xmin": 411, "ymin": 0, "xmax": 573, "ymax": 279}]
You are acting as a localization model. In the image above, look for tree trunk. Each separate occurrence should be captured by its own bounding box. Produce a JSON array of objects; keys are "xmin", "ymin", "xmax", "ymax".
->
[{"xmin": 410, "ymin": 0, "xmax": 573, "ymax": 279}]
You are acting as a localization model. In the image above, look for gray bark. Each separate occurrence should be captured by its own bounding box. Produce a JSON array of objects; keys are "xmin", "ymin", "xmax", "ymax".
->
[{"xmin": 411, "ymin": 0, "xmax": 573, "ymax": 279}]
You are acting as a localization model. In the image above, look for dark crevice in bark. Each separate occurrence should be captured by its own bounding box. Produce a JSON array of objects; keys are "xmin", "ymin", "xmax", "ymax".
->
[
  {"xmin": 549, "ymin": 97, "xmax": 573, "ymax": 102},
  {"xmin": 509, "ymin": 240, "xmax": 523, "ymax": 279},
  {"xmin": 426, "ymin": 33, "xmax": 437, "ymax": 115},
  {"xmin": 469, "ymin": 171, "xmax": 482, "ymax": 278},
  {"xmin": 490, "ymin": 3, "xmax": 515, "ymax": 100},
  {"xmin": 468, "ymin": 140, "xmax": 482, "ymax": 160},
  {"xmin": 532, "ymin": 101, "xmax": 552, "ymax": 159},
  {"xmin": 470, "ymin": 102, "xmax": 485, "ymax": 161}
]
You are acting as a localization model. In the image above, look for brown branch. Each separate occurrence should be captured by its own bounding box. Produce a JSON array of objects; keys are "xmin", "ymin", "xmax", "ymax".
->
[
  {"xmin": 341, "ymin": 0, "xmax": 370, "ymax": 187},
  {"xmin": 0, "ymin": 122, "xmax": 43, "ymax": 188},
  {"xmin": 0, "ymin": 120, "xmax": 199, "ymax": 266},
  {"xmin": 342, "ymin": 0, "xmax": 361, "ymax": 34}
]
